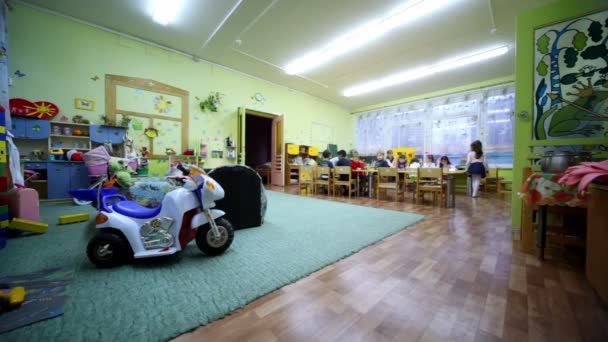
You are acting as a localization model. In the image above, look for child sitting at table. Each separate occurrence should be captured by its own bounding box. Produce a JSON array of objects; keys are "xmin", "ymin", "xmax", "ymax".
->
[
  {"xmin": 439, "ymin": 155, "xmax": 452, "ymax": 168},
  {"xmin": 386, "ymin": 149, "xmax": 395, "ymax": 167},
  {"xmin": 409, "ymin": 158, "xmax": 421, "ymax": 168},
  {"xmin": 350, "ymin": 151, "xmax": 366, "ymax": 194},
  {"xmin": 423, "ymin": 154, "xmax": 436, "ymax": 168},
  {"xmin": 396, "ymin": 153, "xmax": 407, "ymax": 169},
  {"xmin": 375, "ymin": 151, "xmax": 391, "ymax": 168}
]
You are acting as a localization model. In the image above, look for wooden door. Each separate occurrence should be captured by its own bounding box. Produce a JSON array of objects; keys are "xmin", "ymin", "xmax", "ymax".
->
[
  {"xmin": 271, "ymin": 115, "xmax": 284, "ymax": 186},
  {"xmin": 237, "ymin": 107, "xmax": 246, "ymax": 165}
]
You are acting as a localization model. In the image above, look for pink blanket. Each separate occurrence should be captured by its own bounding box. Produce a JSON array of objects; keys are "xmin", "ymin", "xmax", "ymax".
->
[{"xmin": 558, "ymin": 160, "xmax": 608, "ymax": 193}]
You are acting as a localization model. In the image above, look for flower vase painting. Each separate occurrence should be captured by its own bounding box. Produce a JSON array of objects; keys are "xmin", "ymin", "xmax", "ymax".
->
[{"xmin": 533, "ymin": 9, "xmax": 608, "ymax": 141}]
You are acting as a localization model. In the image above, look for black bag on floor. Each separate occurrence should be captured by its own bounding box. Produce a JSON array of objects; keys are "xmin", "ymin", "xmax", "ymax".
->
[{"xmin": 208, "ymin": 165, "xmax": 267, "ymax": 229}]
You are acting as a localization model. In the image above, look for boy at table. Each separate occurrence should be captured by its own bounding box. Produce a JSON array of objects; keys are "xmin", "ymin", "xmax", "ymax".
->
[{"xmin": 375, "ymin": 151, "xmax": 391, "ymax": 168}]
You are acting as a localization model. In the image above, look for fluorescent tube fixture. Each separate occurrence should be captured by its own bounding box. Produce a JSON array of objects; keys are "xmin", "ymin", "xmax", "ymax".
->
[
  {"xmin": 284, "ymin": 0, "xmax": 455, "ymax": 75},
  {"xmin": 151, "ymin": 0, "xmax": 183, "ymax": 26},
  {"xmin": 343, "ymin": 46, "xmax": 509, "ymax": 97}
]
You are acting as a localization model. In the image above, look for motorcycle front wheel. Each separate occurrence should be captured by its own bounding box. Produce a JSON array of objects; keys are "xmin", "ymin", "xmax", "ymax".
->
[
  {"xmin": 87, "ymin": 232, "xmax": 131, "ymax": 268},
  {"xmin": 195, "ymin": 217, "xmax": 234, "ymax": 256}
]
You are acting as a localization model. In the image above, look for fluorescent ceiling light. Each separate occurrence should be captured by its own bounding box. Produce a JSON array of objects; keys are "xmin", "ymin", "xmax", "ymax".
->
[
  {"xmin": 284, "ymin": 0, "xmax": 456, "ymax": 75},
  {"xmin": 151, "ymin": 0, "xmax": 183, "ymax": 26},
  {"xmin": 343, "ymin": 46, "xmax": 509, "ymax": 97}
]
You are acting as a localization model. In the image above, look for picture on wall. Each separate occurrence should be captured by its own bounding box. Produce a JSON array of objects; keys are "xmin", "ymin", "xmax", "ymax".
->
[
  {"xmin": 533, "ymin": 9, "xmax": 608, "ymax": 141},
  {"xmin": 74, "ymin": 98, "xmax": 95, "ymax": 111}
]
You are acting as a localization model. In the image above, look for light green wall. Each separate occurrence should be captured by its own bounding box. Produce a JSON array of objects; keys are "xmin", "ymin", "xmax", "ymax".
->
[
  {"xmin": 9, "ymin": 4, "xmax": 353, "ymax": 170},
  {"xmin": 512, "ymin": 0, "xmax": 608, "ymax": 228}
]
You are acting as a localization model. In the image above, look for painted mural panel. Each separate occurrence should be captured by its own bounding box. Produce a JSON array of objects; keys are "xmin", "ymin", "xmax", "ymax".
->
[{"xmin": 533, "ymin": 10, "xmax": 608, "ymax": 141}]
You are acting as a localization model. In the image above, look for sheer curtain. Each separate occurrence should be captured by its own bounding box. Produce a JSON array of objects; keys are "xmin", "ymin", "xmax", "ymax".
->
[{"xmin": 354, "ymin": 83, "xmax": 515, "ymax": 166}]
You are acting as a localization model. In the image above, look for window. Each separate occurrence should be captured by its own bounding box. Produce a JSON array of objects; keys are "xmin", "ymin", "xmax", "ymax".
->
[{"xmin": 354, "ymin": 83, "xmax": 515, "ymax": 166}]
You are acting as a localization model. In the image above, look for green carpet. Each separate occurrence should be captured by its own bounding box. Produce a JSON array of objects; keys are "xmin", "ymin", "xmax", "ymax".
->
[{"xmin": 0, "ymin": 191, "xmax": 424, "ymax": 342}]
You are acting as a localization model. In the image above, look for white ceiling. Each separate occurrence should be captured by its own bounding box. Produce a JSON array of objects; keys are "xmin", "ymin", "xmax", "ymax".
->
[{"xmin": 19, "ymin": 0, "xmax": 557, "ymax": 110}]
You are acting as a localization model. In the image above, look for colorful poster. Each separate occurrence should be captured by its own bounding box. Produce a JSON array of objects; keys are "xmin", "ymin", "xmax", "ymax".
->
[{"xmin": 533, "ymin": 10, "xmax": 608, "ymax": 141}]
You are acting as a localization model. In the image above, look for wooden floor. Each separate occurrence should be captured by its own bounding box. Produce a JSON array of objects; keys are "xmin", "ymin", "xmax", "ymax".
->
[{"xmin": 174, "ymin": 187, "xmax": 608, "ymax": 342}]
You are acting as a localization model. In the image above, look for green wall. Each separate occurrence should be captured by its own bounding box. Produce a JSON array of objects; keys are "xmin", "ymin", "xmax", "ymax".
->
[
  {"xmin": 512, "ymin": 0, "xmax": 608, "ymax": 228},
  {"xmin": 9, "ymin": 4, "xmax": 354, "ymax": 170}
]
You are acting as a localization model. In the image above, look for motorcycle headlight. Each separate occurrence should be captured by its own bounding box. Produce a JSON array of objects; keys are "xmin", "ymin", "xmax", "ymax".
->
[{"xmin": 206, "ymin": 180, "xmax": 215, "ymax": 191}]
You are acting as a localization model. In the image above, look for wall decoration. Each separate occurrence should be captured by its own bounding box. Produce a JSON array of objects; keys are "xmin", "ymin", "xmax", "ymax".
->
[
  {"xmin": 533, "ymin": 10, "xmax": 608, "ymax": 140},
  {"xmin": 144, "ymin": 127, "xmax": 159, "ymax": 139},
  {"xmin": 74, "ymin": 98, "xmax": 95, "ymax": 111},
  {"xmin": 9, "ymin": 98, "xmax": 60, "ymax": 119},
  {"xmin": 14, "ymin": 70, "xmax": 25, "ymax": 78},
  {"xmin": 59, "ymin": 115, "xmax": 68, "ymax": 122},
  {"xmin": 90, "ymin": 75, "xmax": 99, "ymax": 81},
  {"xmin": 251, "ymin": 92, "xmax": 266, "ymax": 104},
  {"xmin": 199, "ymin": 92, "xmax": 224, "ymax": 112},
  {"xmin": 131, "ymin": 118, "xmax": 144, "ymax": 131},
  {"xmin": 153, "ymin": 95, "xmax": 173, "ymax": 114}
]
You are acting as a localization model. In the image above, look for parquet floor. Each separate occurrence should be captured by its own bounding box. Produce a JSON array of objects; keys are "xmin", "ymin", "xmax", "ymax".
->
[{"xmin": 174, "ymin": 187, "xmax": 608, "ymax": 342}]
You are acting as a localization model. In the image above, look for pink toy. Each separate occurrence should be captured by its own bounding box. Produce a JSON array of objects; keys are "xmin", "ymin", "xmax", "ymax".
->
[{"xmin": 9, "ymin": 188, "xmax": 40, "ymax": 222}]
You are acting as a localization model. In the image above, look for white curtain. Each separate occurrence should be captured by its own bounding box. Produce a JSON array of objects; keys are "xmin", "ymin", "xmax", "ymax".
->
[{"xmin": 354, "ymin": 83, "xmax": 515, "ymax": 164}]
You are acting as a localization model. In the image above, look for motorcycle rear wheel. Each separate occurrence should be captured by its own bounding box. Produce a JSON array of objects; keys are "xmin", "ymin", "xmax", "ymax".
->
[{"xmin": 195, "ymin": 218, "xmax": 234, "ymax": 256}]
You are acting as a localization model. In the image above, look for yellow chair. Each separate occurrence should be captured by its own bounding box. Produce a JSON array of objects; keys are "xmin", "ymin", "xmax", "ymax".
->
[
  {"xmin": 377, "ymin": 167, "xmax": 402, "ymax": 201},
  {"xmin": 333, "ymin": 166, "xmax": 356, "ymax": 199},
  {"xmin": 298, "ymin": 166, "xmax": 314, "ymax": 195},
  {"xmin": 313, "ymin": 166, "xmax": 332, "ymax": 195},
  {"xmin": 416, "ymin": 168, "xmax": 445, "ymax": 205}
]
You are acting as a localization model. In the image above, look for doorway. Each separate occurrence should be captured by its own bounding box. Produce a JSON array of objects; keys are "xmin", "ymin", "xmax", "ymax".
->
[
  {"xmin": 245, "ymin": 114, "xmax": 272, "ymax": 168},
  {"xmin": 237, "ymin": 108, "xmax": 284, "ymax": 186}
]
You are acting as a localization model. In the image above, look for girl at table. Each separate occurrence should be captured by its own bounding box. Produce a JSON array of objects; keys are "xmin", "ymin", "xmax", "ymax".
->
[
  {"xmin": 386, "ymin": 149, "xmax": 395, "ymax": 167},
  {"xmin": 439, "ymin": 156, "xmax": 452, "ymax": 168},
  {"xmin": 466, "ymin": 140, "xmax": 489, "ymax": 198},
  {"xmin": 409, "ymin": 158, "xmax": 421, "ymax": 168},
  {"xmin": 396, "ymin": 153, "xmax": 408, "ymax": 169},
  {"xmin": 350, "ymin": 151, "xmax": 367, "ymax": 194},
  {"xmin": 423, "ymin": 154, "xmax": 436, "ymax": 168}
]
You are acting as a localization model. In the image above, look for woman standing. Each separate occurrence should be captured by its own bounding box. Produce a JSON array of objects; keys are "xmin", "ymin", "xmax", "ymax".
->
[{"xmin": 466, "ymin": 140, "xmax": 489, "ymax": 198}]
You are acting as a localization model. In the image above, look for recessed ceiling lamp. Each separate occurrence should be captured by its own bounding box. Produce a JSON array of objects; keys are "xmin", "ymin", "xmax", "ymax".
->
[
  {"xmin": 151, "ymin": 0, "xmax": 183, "ymax": 26},
  {"xmin": 343, "ymin": 45, "xmax": 509, "ymax": 97},
  {"xmin": 283, "ymin": 0, "xmax": 457, "ymax": 75}
]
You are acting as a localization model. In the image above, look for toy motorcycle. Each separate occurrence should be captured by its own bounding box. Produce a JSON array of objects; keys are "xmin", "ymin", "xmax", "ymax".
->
[{"xmin": 74, "ymin": 171, "xmax": 234, "ymax": 268}]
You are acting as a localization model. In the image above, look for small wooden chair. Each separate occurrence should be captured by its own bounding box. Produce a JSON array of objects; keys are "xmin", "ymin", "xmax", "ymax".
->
[
  {"xmin": 416, "ymin": 168, "xmax": 445, "ymax": 205},
  {"xmin": 333, "ymin": 166, "xmax": 356, "ymax": 198},
  {"xmin": 313, "ymin": 166, "xmax": 332, "ymax": 195},
  {"xmin": 298, "ymin": 166, "xmax": 314, "ymax": 195},
  {"xmin": 377, "ymin": 167, "xmax": 402, "ymax": 201},
  {"xmin": 403, "ymin": 168, "xmax": 418, "ymax": 200},
  {"xmin": 480, "ymin": 167, "xmax": 501, "ymax": 192}
]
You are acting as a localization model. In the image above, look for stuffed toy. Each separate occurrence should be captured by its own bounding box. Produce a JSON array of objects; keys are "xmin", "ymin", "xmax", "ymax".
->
[{"xmin": 108, "ymin": 157, "xmax": 133, "ymax": 188}]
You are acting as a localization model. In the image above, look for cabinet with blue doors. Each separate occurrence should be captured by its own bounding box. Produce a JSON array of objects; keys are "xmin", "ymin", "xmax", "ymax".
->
[
  {"xmin": 89, "ymin": 125, "xmax": 125, "ymax": 144},
  {"xmin": 11, "ymin": 117, "xmax": 50, "ymax": 139},
  {"xmin": 47, "ymin": 162, "xmax": 90, "ymax": 199}
]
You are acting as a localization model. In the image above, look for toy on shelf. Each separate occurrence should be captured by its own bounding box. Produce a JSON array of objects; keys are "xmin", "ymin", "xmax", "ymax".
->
[
  {"xmin": 49, "ymin": 148, "xmax": 64, "ymax": 160},
  {"xmin": 8, "ymin": 218, "xmax": 48, "ymax": 234},
  {"xmin": 66, "ymin": 150, "xmax": 84, "ymax": 161},
  {"xmin": 71, "ymin": 168, "xmax": 235, "ymax": 268},
  {"xmin": 58, "ymin": 213, "xmax": 90, "ymax": 225},
  {"xmin": 183, "ymin": 149, "xmax": 194, "ymax": 156},
  {"xmin": 165, "ymin": 148, "xmax": 176, "ymax": 155}
]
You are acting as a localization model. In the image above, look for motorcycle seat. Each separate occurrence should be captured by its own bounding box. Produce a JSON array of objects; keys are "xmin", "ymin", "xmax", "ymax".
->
[{"xmin": 113, "ymin": 201, "xmax": 162, "ymax": 219}]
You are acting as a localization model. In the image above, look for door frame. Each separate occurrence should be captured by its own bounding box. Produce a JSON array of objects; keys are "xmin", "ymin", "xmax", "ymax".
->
[{"xmin": 237, "ymin": 108, "xmax": 284, "ymax": 186}]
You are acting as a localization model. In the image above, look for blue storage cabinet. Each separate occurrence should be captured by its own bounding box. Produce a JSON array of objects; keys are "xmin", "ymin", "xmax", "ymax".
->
[
  {"xmin": 47, "ymin": 162, "xmax": 90, "ymax": 199},
  {"xmin": 90, "ymin": 125, "xmax": 125, "ymax": 144},
  {"xmin": 10, "ymin": 117, "xmax": 50, "ymax": 139}
]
